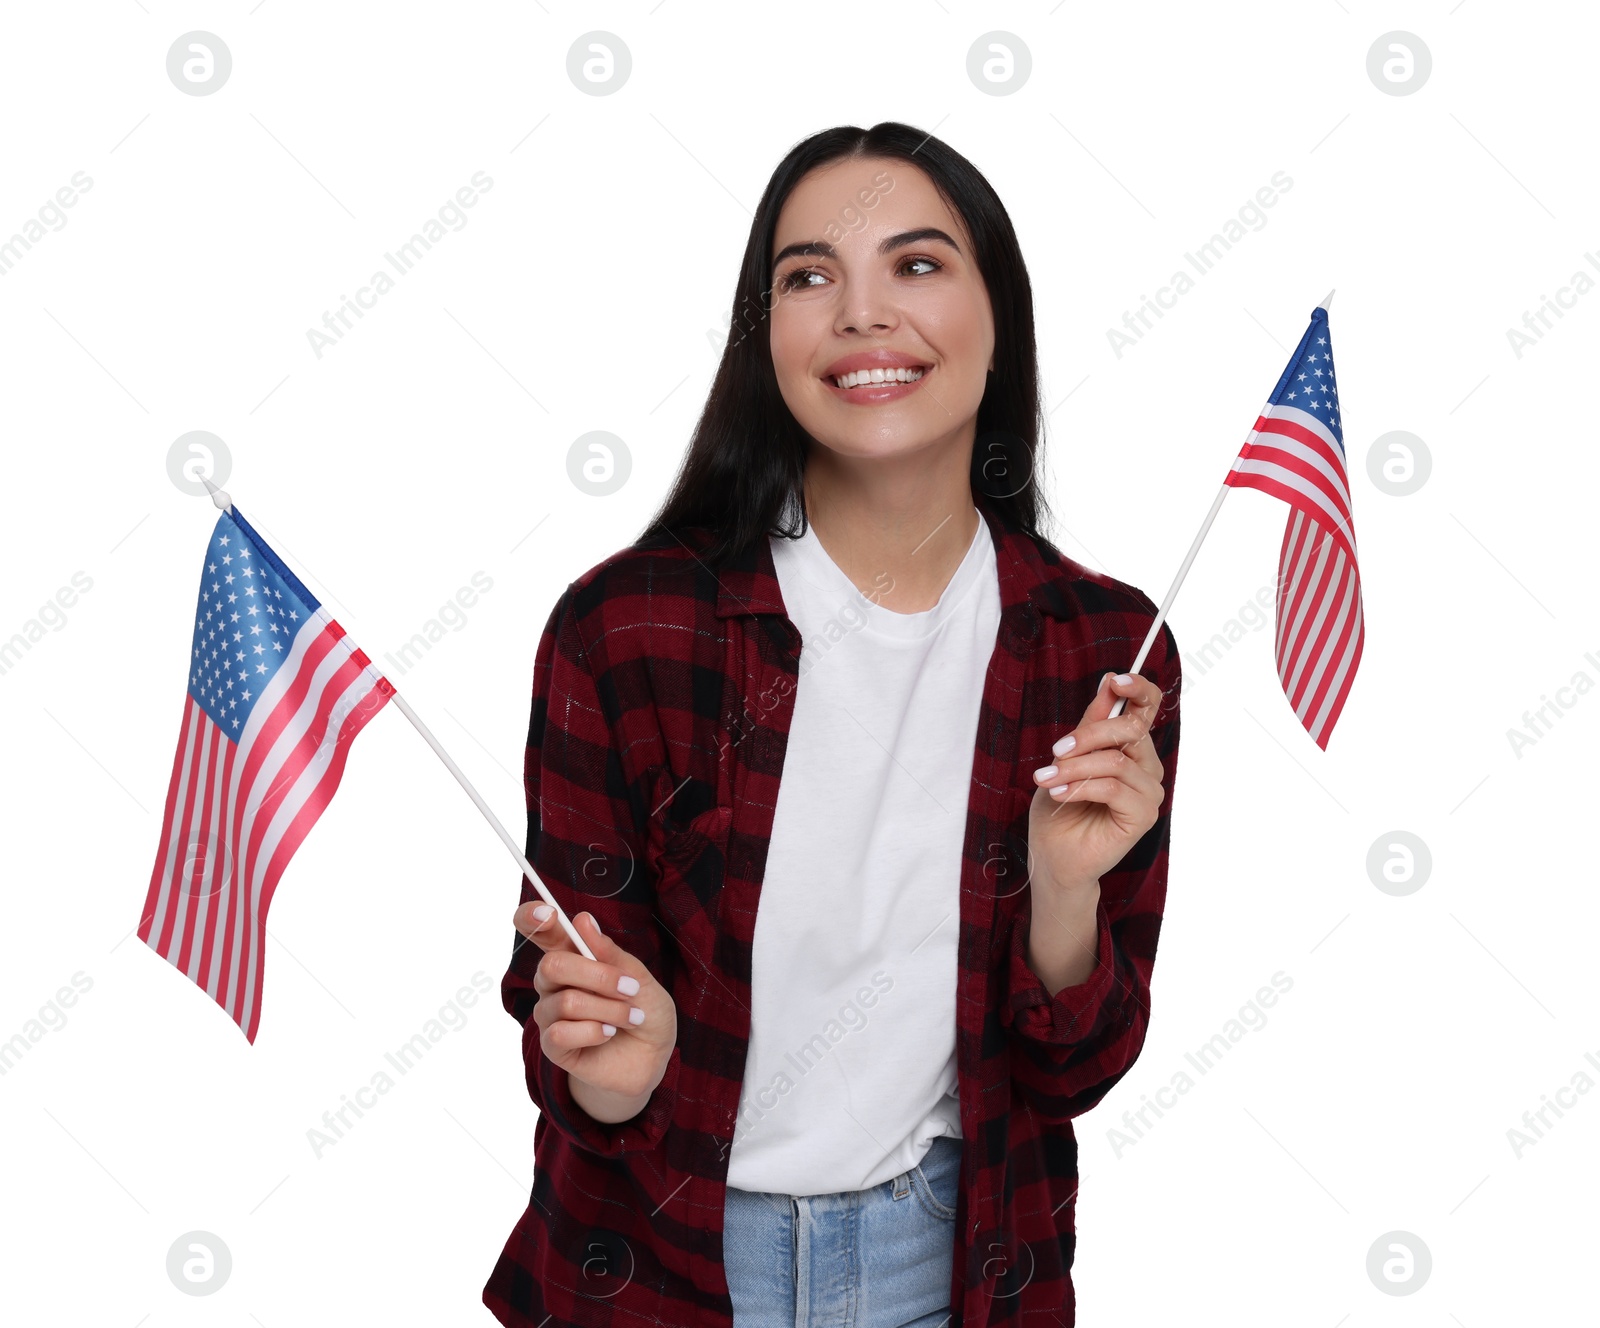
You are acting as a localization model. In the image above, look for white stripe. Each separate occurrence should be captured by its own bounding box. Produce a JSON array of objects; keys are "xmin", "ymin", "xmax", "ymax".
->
[
  {"xmin": 1277, "ymin": 530, "xmax": 1336, "ymax": 694},
  {"xmin": 222, "ymin": 608, "xmax": 339, "ymax": 823},
  {"xmin": 214, "ymin": 631, "xmax": 357, "ymax": 1016},
  {"xmin": 205, "ymin": 610, "xmax": 343, "ymax": 1007},
  {"xmin": 183, "ymin": 723, "xmax": 231, "ymax": 984},
  {"xmin": 1308, "ymin": 590, "xmax": 1363, "ymax": 745},
  {"xmin": 1239, "ymin": 426, "xmax": 1352, "ymax": 517},
  {"xmin": 1260, "ymin": 402, "xmax": 1342, "ymax": 454},
  {"xmin": 234, "ymin": 636, "xmax": 359, "ymax": 878},
  {"xmin": 1281, "ymin": 543, "xmax": 1345, "ymax": 704},
  {"xmin": 1294, "ymin": 561, "xmax": 1354, "ymax": 724},
  {"xmin": 236, "ymin": 664, "xmax": 384, "ymax": 1037},
  {"xmin": 148, "ymin": 701, "xmax": 203, "ymax": 954},
  {"xmin": 1275, "ymin": 510, "xmax": 1311, "ymax": 662},
  {"xmin": 1232, "ymin": 457, "xmax": 1358, "ymax": 555},
  {"xmin": 167, "ymin": 719, "xmax": 216, "ymax": 960},
  {"xmin": 1287, "ymin": 549, "xmax": 1354, "ymax": 721}
]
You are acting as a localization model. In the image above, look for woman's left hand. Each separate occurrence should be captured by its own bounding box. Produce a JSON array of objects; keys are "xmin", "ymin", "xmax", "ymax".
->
[{"xmin": 1027, "ymin": 671, "xmax": 1168, "ymax": 893}]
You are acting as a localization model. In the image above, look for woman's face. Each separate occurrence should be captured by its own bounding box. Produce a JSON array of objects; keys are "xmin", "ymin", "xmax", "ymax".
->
[{"xmin": 767, "ymin": 157, "xmax": 996, "ymax": 463}]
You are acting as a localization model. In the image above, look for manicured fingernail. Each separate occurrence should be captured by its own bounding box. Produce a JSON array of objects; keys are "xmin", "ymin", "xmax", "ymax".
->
[
  {"xmin": 1050, "ymin": 784, "xmax": 1069, "ymax": 796},
  {"xmin": 602, "ymin": 1023, "xmax": 617, "ymax": 1036},
  {"xmin": 532, "ymin": 904, "xmax": 553, "ymax": 924},
  {"xmin": 1034, "ymin": 765, "xmax": 1058, "ymax": 781},
  {"xmin": 629, "ymin": 1007, "xmax": 646, "ymax": 1025},
  {"xmin": 1115, "ymin": 673, "xmax": 1132, "ymax": 684},
  {"xmin": 617, "ymin": 975, "xmax": 640, "ymax": 996},
  {"xmin": 1052, "ymin": 735, "xmax": 1076, "ymax": 756}
]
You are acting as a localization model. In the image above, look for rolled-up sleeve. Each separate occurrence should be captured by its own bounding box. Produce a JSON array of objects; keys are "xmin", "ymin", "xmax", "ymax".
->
[
  {"xmin": 1003, "ymin": 616, "xmax": 1181, "ymax": 1122},
  {"xmin": 499, "ymin": 583, "xmax": 676, "ymax": 1156}
]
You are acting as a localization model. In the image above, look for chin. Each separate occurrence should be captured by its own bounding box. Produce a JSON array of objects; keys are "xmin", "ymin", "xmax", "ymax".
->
[{"xmin": 808, "ymin": 421, "xmax": 951, "ymax": 460}]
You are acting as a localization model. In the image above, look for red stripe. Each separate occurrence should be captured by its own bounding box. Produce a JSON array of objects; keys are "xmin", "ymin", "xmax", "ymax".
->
[
  {"xmin": 1237, "ymin": 413, "xmax": 1347, "ymax": 474},
  {"xmin": 1300, "ymin": 564, "xmax": 1363, "ymax": 741},
  {"xmin": 1275, "ymin": 513, "xmax": 1314, "ymax": 662},
  {"xmin": 211, "ymin": 734, "xmax": 246, "ymax": 1024},
  {"xmin": 229, "ymin": 648, "xmax": 370, "ymax": 1033},
  {"xmin": 225, "ymin": 656, "xmax": 368, "ymax": 1030},
  {"xmin": 172, "ymin": 722, "xmax": 223, "ymax": 976},
  {"xmin": 1226, "ymin": 469, "xmax": 1357, "ymax": 567},
  {"xmin": 156, "ymin": 708, "xmax": 213, "ymax": 958},
  {"xmin": 1234, "ymin": 435, "xmax": 1352, "ymax": 531},
  {"xmin": 225, "ymin": 621, "xmax": 345, "ymax": 860},
  {"xmin": 190, "ymin": 736, "xmax": 238, "ymax": 997},
  {"xmin": 1279, "ymin": 535, "xmax": 1339, "ymax": 700},
  {"xmin": 140, "ymin": 698, "xmax": 199, "ymax": 946},
  {"xmin": 1273, "ymin": 531, "xmax": 1337, "ymax": 697},
  {"xmin": 256, "ymin": 676, "xmax": 391, "ymax": 922},
  {"xmin": 241, "ymin": 677, "xmax": 392, "ymax": 1043},
  {"xmin": 1222, "ymin": 435, "xmax": 1350, "ymax": 524},
  {"xmin": 1290, "ymin": 556, "xmax": 1347, "ymax": 715},
  {"xmin": 1313, "ymin": 607, "xmax": 1365, "ymax": 749},
  {"xmin": 238, "ymin": 650, "xmax": 370, "ymax": 913},
  {"xmin": 1252, "ymin": 412, "xmax": 1342, "ymax": 461},
  {"xmin": 1274, "ymin": 525, "xmax": 1364, "ymax": 748},
  {"xmin": 1288, "ymin": 551, "xmax": 1347, "ymax": 715},
  {"xmin": 212, "ymin": 622, "xmax": 346, "ymax": 1018}
]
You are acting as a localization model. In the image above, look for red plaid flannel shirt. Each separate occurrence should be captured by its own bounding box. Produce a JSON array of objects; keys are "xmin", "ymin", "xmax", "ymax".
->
[{"xmin": 483, "ymin": 489, "xmax": 1181, "ymax": 1327}]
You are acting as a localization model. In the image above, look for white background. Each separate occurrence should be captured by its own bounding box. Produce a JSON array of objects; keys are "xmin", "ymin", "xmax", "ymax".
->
[{"xmin": 1, "ymin": 3, "xmax": 1594, "ymax": 1324}]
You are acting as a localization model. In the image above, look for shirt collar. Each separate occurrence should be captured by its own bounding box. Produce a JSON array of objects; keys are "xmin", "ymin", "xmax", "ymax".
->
[{"xmin": 711, "ymin": 490, "xmax": 1069, "ymax": 626}]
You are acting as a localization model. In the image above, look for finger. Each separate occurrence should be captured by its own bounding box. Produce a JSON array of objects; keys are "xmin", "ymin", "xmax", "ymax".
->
[
  {"xmin": 536, "ymin": 912, "xmax": 649, "ymax": 1007},
  {"xmin": 541, "ymin": 1016, "xmax": 621, "ymax": 1056},
  {"xmin": 1064, "ymin": 674, "xmax": 1162, "ymax": 756},
  {"xmin": 527, "ymin": 905, "xmax": 591, "ymax": 999},
  {"xmin": 1047, "ymin": 773, "xmax": 1156, "ymax": 827},
  {"xmin": 533, "ymin": 985, "xmax": 645, "ymax": 1035},
  {"xmin": 1107, "ymin": 671, "xmax": 1164, "ymax": 728},
  {"xmin": 514, "ymin": 897, "xmax": 581, "ymax": 954},
  {"xmin": 1050, "ymin": 671, "xmax": 1143, "ymax": 757},
  {"xmin": 1107, "ymin": 675, "xmax": 1171, "ymax": 748},
  {"xmin": 1046, "ymin": 717, "xmax": 1164, "ymax": 784},
  {"xmin": 575, "ymin": 912, "xmax": 662, "ymax": 1009},
  {"xmin": 1038, "ymin": 748, "xmax": 1164, "ymax": 804},
  {"xmin": 1080, "ymin": 671, "xmax": 1121, "ymax": 726}
]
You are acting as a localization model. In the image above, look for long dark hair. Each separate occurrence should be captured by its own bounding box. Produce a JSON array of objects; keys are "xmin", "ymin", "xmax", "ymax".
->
[{"xmin": 637, "ymin": 121, "xmax": 1051, "ymax": 567}]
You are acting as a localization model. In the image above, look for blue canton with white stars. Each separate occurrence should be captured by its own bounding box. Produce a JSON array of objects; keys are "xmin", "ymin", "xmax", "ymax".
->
[
  {"xmin": 1266, "ymin": 307, "xmax": 1342, "ymax": 451},
  {"xmin": 188, "ymin": 511, "xmax": 322, "ymax": 739}
]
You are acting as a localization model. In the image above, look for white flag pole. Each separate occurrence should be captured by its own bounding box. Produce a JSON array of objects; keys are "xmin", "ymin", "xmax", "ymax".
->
[
  {"xmin": 383, "ymin": 693, "xmax": 597, "ymax": 961},
  {"xmin": 1104, "ymin": 288, "xmax": 1334, "ymax": 723},
  {"xmin": 200, "ymin": 478, "xmax": 597, "ymax": 962},
  {"xmin": 1103, "ymin": 478, "xmax": 1234, "ymax": 722}
]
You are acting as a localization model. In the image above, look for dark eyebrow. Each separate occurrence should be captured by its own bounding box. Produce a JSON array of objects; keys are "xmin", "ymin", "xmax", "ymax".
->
[{"xmin": 770, "ymin": 227, "xmax": 962, "ymax": 274}]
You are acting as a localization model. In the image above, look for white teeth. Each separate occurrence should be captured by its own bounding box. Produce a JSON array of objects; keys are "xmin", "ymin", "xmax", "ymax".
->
[{"xmin": 831, "ymin": 366, "xmax": 926, "ymax": 388}]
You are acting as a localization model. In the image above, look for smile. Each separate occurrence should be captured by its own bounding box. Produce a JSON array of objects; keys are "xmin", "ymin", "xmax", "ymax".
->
[
  {"xmin": 830, "ymin": 366, "xmax": 926, "ymax": 388},
  {"xmin": 822, "ymin": 364, "xmax": 932, "ymax": 403}
]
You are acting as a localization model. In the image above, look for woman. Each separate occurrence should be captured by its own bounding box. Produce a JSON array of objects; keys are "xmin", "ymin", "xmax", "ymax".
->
[{"xmin": 482, "ymin": 122, "xmax": 1181, "ymax": 1328}]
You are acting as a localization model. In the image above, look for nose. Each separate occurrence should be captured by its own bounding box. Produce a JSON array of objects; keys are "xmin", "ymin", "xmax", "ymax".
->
[{"xmin": 834, "ymin": 272, "xmax": 900, "ymax": 339}]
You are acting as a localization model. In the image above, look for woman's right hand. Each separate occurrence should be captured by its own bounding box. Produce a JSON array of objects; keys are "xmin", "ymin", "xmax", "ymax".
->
[{"xmin": 514, "ymin": 902, "xmax": 678, "ymax": 1107}]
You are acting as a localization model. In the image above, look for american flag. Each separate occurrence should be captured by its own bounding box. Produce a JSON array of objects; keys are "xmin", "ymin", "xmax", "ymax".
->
[
  {"xmin": 138, "ymin": 506, "xmax": 393, "ymax": 1042},
  {"xmin": 1224, "ymin": 301, "xmax": 1364, "ymax": 748}
]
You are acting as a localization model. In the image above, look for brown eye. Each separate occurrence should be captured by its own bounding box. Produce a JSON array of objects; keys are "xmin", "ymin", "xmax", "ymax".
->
[
  {"xmin": 900, "ymin": 255, "xmax": 941, "ymax": 276},
  {"xmin": 779, "ymin": 267, "xmax": 824, "ymax": 292}
]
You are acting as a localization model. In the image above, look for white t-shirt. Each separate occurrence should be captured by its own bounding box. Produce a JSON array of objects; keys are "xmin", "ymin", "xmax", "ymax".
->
[{"xmin": 723, "ymin": 507, "xmax": 1002, "ymax": 1196}]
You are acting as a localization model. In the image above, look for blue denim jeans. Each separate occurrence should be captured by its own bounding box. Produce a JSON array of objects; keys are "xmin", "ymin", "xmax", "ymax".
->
[{"xmin": 721, "ymin": 1134, "xmax": 961, "ymax": 1327}]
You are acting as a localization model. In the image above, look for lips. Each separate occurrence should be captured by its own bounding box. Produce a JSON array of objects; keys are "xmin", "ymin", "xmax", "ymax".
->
[
  {"xmin": 819, "ymin": 353, "xmax": 934, "ymax": 404},
  {"xmin": 830, "ymin": 364, "xmax": 927, "ymax": 389},
  {"xmin": 820, "ymin": 349, "xmax": 933, "ymax": 391}
]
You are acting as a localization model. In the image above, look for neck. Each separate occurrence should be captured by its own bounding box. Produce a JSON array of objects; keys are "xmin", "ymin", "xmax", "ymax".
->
[{"xmin": 799, "ymin": 435, "xmax": 981, "ymax": 615}]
